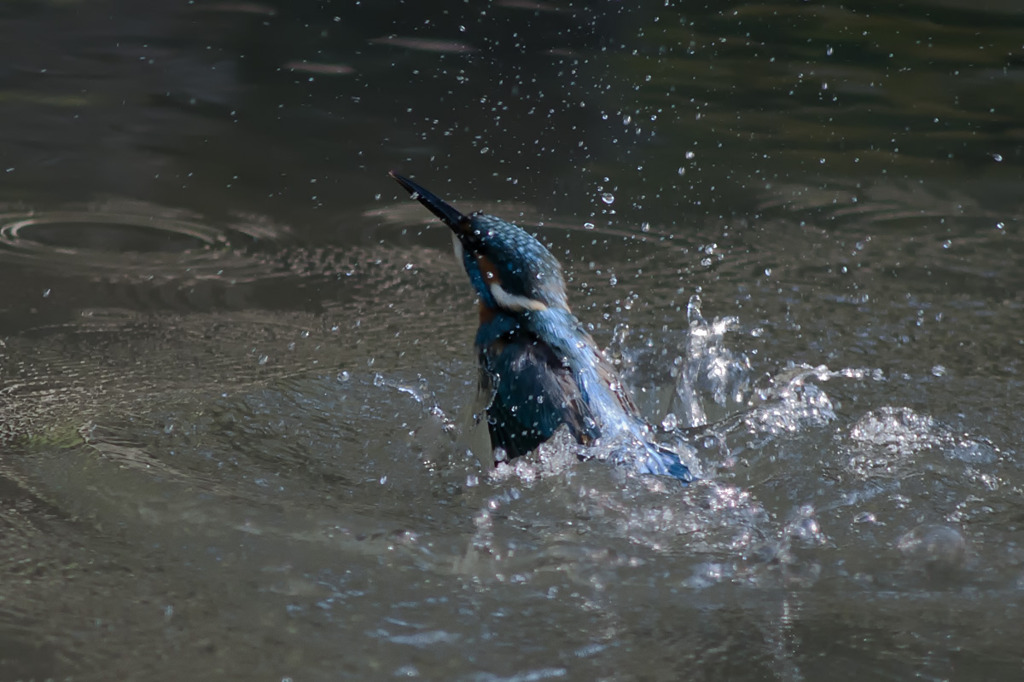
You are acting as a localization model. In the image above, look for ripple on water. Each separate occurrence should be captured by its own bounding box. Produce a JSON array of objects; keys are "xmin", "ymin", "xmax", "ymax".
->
[{"xmin": 0, "ymin": 204, "xmax": 287, "ymax": 283}]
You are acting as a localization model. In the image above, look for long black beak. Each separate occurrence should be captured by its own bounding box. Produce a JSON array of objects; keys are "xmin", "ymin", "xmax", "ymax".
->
[{"xmin": 389, "ymin": 171, "xmax": 470, "ymax": 232}]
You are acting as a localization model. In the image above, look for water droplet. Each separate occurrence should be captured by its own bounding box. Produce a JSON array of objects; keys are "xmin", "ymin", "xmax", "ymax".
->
[
  {"xmin": 992, "ymin": 153, "xmax": 1003, "ymax": 162},
  {"xmin": 685, "ymin": 150, "xmax": 695, "ymax": 160},
  {"xmin": 257, "ymin": 354, "xmax": 269, "ymax": 366},
  {"xmin": 583, "ymin": 222, "xmax": 595, "ymax": 230},
  {"xmin": 661, "ymin": 413, "xmax": 679, "ymax": 430},
  {"xmin": 931, "ymin": 365, "xmax": 947, "ymax": 377},
  {"xmin": 853, "ymin": 511, "xmax": 877, "ymax": 524},
  {"xmin": 601, "ymin": 192, "xmax": 615, "ymax": 205}
]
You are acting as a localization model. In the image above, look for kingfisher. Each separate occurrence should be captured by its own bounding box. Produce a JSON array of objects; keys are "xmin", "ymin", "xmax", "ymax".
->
[{"xmin": 390, "ymin": 171, "xmax": 695, "ymax": 483}]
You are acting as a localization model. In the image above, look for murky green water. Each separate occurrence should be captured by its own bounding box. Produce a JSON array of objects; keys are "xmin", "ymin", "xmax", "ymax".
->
[{"xmin": 0, "ymin": 1, "xmax": 1021, "ymax": 679}]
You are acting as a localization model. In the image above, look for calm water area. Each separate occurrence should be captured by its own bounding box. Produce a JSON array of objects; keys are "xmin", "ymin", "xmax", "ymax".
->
[{"xmin": 0, "ymin": 0, "xmax": 1021, "ymax": 679}]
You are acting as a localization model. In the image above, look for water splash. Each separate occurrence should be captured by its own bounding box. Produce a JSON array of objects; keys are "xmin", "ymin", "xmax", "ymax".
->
[
  {"xmin": 844, "ymin": 406, "xmax": 1000, "ymax": 479},
  {"xmin": 671, "ymin": 295, "xmax": 752, "ymax": 427}
]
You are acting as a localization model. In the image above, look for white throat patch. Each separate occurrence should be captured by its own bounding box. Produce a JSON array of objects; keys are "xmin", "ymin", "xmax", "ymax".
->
[{"xmin": 489, "ymin": 282, "xmax": 548, "ymax": 312}]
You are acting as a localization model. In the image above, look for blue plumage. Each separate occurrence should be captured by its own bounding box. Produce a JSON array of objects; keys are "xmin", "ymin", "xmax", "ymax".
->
[{"xmin": 390, "ymin": 172, "xmax": 695, "ymax": 483}]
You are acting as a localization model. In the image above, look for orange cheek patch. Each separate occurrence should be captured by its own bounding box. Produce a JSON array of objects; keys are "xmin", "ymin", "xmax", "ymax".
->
[
  {"xmin": 476, "ymin": 254, "xmax": 500, "ymax": 283},
  {"xmin": 475, "ymin": 254, "xmax": 502, "ymax": 321}
]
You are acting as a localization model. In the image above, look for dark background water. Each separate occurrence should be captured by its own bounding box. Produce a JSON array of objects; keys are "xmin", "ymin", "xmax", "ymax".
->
[{"xmin": 0, "ymin": 1, "xmax": 1021, "ymax": 680}]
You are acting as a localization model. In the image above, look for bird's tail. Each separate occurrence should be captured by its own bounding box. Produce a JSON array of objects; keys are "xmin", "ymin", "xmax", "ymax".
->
[
  {"xmin": 636, "ymin": 441, "xmax": 696, "ymax": 483},
  {"xmin": 597, "ymin": 429, "xmax": 697, "ymax": 484}
]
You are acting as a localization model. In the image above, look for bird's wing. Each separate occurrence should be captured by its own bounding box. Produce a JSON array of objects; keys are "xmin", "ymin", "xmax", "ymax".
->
[
  {"xmin": 529, "ymin": 307, "xmax": 643, "ymax": 420},
  {"xmin": 581, "ymin": 331, "xmax": 642, "ymax": 416},
  {"xmin": 480, "ymin": 333, "xmax": 598, "ymax": 459}
]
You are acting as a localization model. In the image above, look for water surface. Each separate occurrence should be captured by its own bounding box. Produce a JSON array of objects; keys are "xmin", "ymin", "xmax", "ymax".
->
[{"xmin": 0, "ymin": 1, "xmax": 1021, "ymax": 680}]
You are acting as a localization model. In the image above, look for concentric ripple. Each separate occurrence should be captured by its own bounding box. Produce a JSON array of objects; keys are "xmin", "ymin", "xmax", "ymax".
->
[
  {"xmin": 0, "ymin": 211, "xmax": 222, "ymax": 253},
  {"xmin": 0, "ymin": 205, "xmax": 284, "ymax": 283}
]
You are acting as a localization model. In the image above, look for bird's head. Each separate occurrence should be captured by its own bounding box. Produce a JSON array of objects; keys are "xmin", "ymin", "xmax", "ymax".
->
[{"xmin": 390, "ymin": 172, "xmax": 569, "ymax": 316}]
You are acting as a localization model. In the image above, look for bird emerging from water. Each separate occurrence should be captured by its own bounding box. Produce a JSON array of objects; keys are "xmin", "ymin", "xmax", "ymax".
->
[{"xmin": 390, "ymin": 171, "xmax": 695, "ymax": 483}]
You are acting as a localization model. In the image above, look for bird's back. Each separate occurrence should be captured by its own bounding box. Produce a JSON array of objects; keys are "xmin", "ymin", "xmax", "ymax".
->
[{"xmin": 478, "ymin": 306, "xmax": 695, "ymax": 482}]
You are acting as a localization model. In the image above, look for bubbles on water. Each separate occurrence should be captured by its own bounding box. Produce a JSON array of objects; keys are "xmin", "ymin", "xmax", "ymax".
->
[
  {"xmin": 897, "ymin": 524, "xmax": 968, "ymax": 573},
  {"xmin": 785, "ymin": 504, "xmax": 827, "ymax": 547},
  {"xmin": 745, "ymin": 368, "xmax": 837, "ymax": 436},
  {"xmin": 844, "ymin": 406, "xmax": 999, "ymax": 481},
  {"xmin": 491, "ymin": 427, "xmax": 582, "ymax": 485},
  {"xmin": 849, "ymin": 407, "xmax": 939, "ymax": 457}
]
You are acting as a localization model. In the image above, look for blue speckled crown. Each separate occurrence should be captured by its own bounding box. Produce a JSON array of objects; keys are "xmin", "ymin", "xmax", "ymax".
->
[
  {"xmin": 466, "ymin": 212, "xmax": 569, "ymax": 310},
  {"xmin": 389, "ymin": 171, "xmax": 569, "ymax": 312}
]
